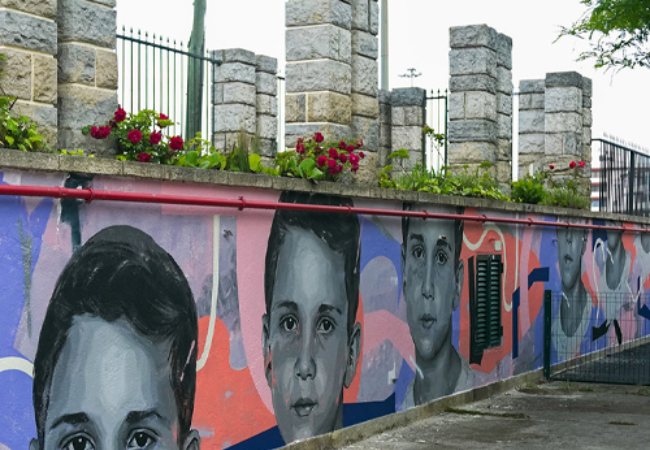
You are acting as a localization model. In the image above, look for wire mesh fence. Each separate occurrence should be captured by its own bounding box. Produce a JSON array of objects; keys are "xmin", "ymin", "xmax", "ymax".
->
[{"xmin": 545, "ymin": 290, "xmax": 650, "ymax": 385}]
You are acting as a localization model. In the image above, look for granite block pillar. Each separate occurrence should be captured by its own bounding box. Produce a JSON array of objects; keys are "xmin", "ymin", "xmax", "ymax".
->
[
  {"xmin": 390, "ymin": 87, "xmax": 425, "ymax": 176},
  {"xmin": 57, "ymin": 0, "xmax": 118, "ymax": 155},
  {"xmin": 495, "ymin": 33, "xmax": 513, "ymax": 194},
  {"xmin": 255, "ymin": 55, "xmax": 279, "ymax": 165},
  {"xmin": 0, "ymin": 0, "xmax": 58, "ymax": 149},
  {"xmin": 517, "ymin": 79, "xmax": 545, "ymax": 178}
]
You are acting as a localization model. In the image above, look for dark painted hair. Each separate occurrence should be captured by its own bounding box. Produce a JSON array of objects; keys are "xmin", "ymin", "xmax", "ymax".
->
[
  {"xmin": 32, "ymin": 226, "xmax": 198, "ymax": 446},
  {"xmin": 401, "ymin": 203, "xmax": 465, "ymax": 272},
  {"xmin": 264, "ymin": 192, "xmax": 361, "ymax": 334}
]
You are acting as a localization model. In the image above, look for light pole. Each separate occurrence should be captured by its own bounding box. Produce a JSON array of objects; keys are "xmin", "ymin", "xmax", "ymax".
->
[
  {"xmin": 399, "ymin": 68, "xmax": 422, "ymax": 87},
  {"xmin": 380, "ymin": 0, "xmax": 389, "ymax": 91}
]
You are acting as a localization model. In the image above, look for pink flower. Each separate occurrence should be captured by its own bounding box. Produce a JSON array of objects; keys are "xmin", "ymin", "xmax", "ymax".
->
[
  {"xmin": 149, "ymin": 131, "xmax": 162, "ymax": 145},
  {"xmin": 578, "ymin": 161, "xmax": 586, "ymax": 168},
  {"xmin": 359, "ymin": 152, "xmax": 365, "ymax": 159},
  {"xmin": 327, "ymin": 159, "xmax": 337, "ymax": 170},
  {"xmin": 339, "ymin": 153, "xmax": 348, "ymax": 163},
  {"xmin": 349, "ymin": 154, "xmax": 360, "ymax": 165},
  {"xmin": 317, "ymin": 155, "xmax": 328, "ymax": 167},
  {"xmin": 352, "ymin": 163, "xmax": 359, "ymax": 173},
  {"xmin": 569, "ymin": 161, "xmax": 577, "ymax": 169},
  {"xmin": 328, "ymin": 148, "xmax": 338, "ymax": 159},
  {"xmin": 114, "ymin": 106, "xmax": 127, "ymax": 123},
  {"xmin": 549, "ymin": 164, "xmax": 555, "ymax": 170},
  {"xmin": 339, "ymin": 141, "xmax": 347, "ymax": 150},
  {"xmin": 169, "ymin": 136, "xmax": 184, "ymax": 151},
  {"xmin": 314, "ymin": 132, "xmax": 324, "ymax": 143},
  {"xmin": 127, "ymin": 129, "xmax": 143, "ymax": 144},
  {"xmin": 137, "ymin": 153, "xmax": 152, "ymax": 163}
]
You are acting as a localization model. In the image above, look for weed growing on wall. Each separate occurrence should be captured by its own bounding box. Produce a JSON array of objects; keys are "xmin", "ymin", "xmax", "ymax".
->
[{"xmin": 512, "ymin": 161, "xmax": 590, "ymax": 210}]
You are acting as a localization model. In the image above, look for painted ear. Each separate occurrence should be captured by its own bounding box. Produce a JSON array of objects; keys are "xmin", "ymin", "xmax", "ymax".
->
[
  {"xmin": 182, "ymin": 429, "xmax": 200, "ymax": 450},
  {"xmin": 581, "ymin": 230, "xmax": 588, "ymax": 256},
  {"xmin": 29, "ymin": 438, "xmax": 39, "ymax": 450},
  {"xmin": 453, "ymin": 259, "xmax": 464, "ymax": 311},
  {"xmin": 262, "ymin": 313, "xmax": 272, "ymax": 387},
  {"xmin": 344, "ymin": 322, "xmax": 362, "ymax": 388}
]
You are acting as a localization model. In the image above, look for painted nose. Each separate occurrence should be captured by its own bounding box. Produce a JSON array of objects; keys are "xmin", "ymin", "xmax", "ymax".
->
[
  {"xmin": 295, "ymin": 336, "xmax": 316, "ymax": 380},
  {"xmin": 422, "ymin": 257, "xmax": 435, "ymax": 300}
]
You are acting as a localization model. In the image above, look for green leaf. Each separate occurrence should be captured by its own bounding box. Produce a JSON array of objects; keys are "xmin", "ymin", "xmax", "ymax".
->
[
  {"xmin": 248, "ymin": 153, "xmax": 262, "ymax": 173},
  {"xmin": 5, "ymin": 136, "xmax": 14, "ymax": 146},
  {"xmin": 199, "ymin": 160, "xmax": 211, "ymax": 169}
]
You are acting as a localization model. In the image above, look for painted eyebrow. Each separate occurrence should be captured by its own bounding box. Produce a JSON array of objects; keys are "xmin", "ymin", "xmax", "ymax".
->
[
  {"xmin": 272, "ymin": 300, "xmax": 298, "ymax": 312},
  {"xmin": 318, "ymin": 304, "xmax": 343, "ymax": 316},
  {"xmin": 50, "ymin": 412, "xmax": 90, "ymax": 431},
  {"xmin": 125, "ymin": 409, "xmax": 167, "ymax": 425},
  {"xmin": 408, "ymin": 233, "xmax": 424, "ymax": 244},
  {"xmin": 436, "ymin": 239, "xmax": 452, "ymax": 250}
]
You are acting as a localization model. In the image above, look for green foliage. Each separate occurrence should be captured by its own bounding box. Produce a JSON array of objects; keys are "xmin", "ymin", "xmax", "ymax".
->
[
  {"xmin": 559, "ymin": 0, "xmax": 650, "ymax": 70},
  {"xmin": 543, "ymin": 187, "xmax": 591, "ymax": 210},
  {"xmin": 511, "ymin": 172, "xmax": 548, "ymax": 204},
  {"xmin": 56, "ymin": 149, "xmax": 95, "ymax": 158}
]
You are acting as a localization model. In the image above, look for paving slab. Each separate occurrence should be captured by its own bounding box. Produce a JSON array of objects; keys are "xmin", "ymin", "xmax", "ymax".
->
[{"xmin": 340, "ymin": 382, "xmax": 650, "ymax": 450}]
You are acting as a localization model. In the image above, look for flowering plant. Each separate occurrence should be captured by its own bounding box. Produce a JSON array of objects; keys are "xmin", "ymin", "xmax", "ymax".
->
[
  {"xmin": 82, "ymin": 107, "xmax": 182, "ymax": 164},
  {"xmin": 511, "ymin": 160, "xmax": 590, "ymax": 209},
  {"xmin": 274, "ymin": 132, "xmax": 365, "ymax": 181}
]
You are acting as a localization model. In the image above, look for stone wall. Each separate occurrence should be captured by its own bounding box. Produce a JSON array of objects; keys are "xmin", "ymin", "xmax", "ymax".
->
[
  {"xmin": 0, "ymin": 0, "xmax": 58, "ymax": 148},
  {"xmin": 57, "ymin": 0, "xmax": 118, "ymax": 155},
  {"xmin": 448, "ymin": 24, "xmax": 513, "ymax": 191},
  {"xmin": 390, "ymin": 88, "xmax": 425, "ymax": 176},
  {"xmin": 517, "ymin": 79, "xmax": 545, "ymax": 178}
]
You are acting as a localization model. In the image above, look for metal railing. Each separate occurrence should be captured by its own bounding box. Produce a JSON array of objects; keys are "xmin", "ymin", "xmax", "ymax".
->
[
  {"xmin": 117, "ymin": 26, "xmax": 221, "ymax": 142},
  {"xmin": 425, "ymin": 89, "xmax": 448, "ymax": 172},
  {"xmin": 597, "ymin": 138, "xmax": 650, "ymax": 217}
]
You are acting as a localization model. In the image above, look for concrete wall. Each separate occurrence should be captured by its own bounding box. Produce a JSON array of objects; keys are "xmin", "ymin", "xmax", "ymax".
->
[{"xmin": 0, "ymin": 156, "xmax": 648, "ymax": 449}]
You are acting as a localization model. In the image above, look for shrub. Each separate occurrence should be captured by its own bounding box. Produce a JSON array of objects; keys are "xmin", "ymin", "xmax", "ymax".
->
[{"xmin": 511, "ymin": 172, "xmax": 548, "ymax": 204}]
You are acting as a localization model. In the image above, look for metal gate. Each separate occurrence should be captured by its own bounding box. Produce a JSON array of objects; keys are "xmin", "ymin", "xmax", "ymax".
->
[{"xmin": 544, "ymin": 290, "xmax": 650, "ymax": 385}]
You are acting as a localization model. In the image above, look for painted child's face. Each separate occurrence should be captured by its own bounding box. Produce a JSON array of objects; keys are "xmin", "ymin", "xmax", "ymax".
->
[
  {"xmin": 264, "ymin": 227, "xmax": 358, "ymax": 443},
  {"xmin": 403, "ymin": 216, "xmax": 461, "ymax": 362},
  {"xmin": 557, "ymin": 227, "xmax": 586, "ymax": 291},
  {"xmin": 41, "ymin": 316, "xmax": 182, "ymax": 450}
]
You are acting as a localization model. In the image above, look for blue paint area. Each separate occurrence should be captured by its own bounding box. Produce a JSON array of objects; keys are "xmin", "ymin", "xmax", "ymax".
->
[
  {"xmin": 228, "ymin": 396, "xmax": 396, "ymax": 450},
  {"xmin": 592, "ymin": 219, "xmax": 607, "ymax": 253},
  {"xmin": 513, "ymin": 268, "xmax": 551, "ymax": 359},
  {"xmin": 452, "ymin": 308, "xmax": 460, "ymax": 351},
  {"xmin": 550, "ymin": 306, "xmax": 606, "ymax": 365},
  {"xmin": 359, "ymin": 216, "xmax": 403, "ymax": 311},
  {"xmin": 394, "ymin": 359, "xmax": 415, "ymax": 411},
  {"xmin": 0, "ymin": 174, "xmax": 54, "ymax": 449}
]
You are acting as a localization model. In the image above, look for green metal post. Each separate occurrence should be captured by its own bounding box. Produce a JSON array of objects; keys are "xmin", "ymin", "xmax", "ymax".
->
[
  {"xmin": 543, "ymin": 290, "xmax": 552, "ymax": 380},
  {"xmin": 185, "ymin": 0, "xmax": 207, "ymax": 141}
]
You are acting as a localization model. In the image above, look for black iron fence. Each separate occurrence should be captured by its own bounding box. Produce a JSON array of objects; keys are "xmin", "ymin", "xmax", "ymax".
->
[
  {"xmin": 597, "ymin": 138, "xmax": 650, "ymax": 217},
  {"xmin": 117, "ymin": 26, "xmax": 221, "ymax": 142},
  {"xmin": 544, "ymin": 290, "xmax": 650, "ymax": 385},
  {"xmin": 424, "ymin": 89, "xmax": 448, "ymax": 172}
]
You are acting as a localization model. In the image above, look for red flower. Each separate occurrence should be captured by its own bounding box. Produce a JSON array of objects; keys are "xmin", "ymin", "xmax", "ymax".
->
[
  {"xmin": 569, "ymin": 161, "xmax": 577, "ymax": 169},
  {"xmin": 336, "ymin": 164, "xmax": 344, "ymax": 174},
  {"xmin": 169, "ymin": 136, "xmax": 184, "ymax": 151},
  {"xmin": 114, "ymin": 106, "xmax": 127, "ymax": 123},
  {"xmin": 352, "ymin": 163, "xmax": 359, "ymax": 173},
  {"xmin": 357, "ymin": 139, "xmax": 364, "ymax": 148},
  {"xmin": 317, "ymin": 155, "xmax": 328, "ymax": 167},
  {"xmin": 109, "ymin": 119, "xmax": 118, "ymax": 129},
  {"xmin": 314, "ymin": 132, "xmax": 324, "ymax": 143},
  {"xmin": 327, "ymin": 159, "xmax": 337, "ymax": 170},
  {"xmin": 127, "ymin": 129, "xmax": 142, "ymax": 144},
  {"xmin": 158, "ymin": 113, "xmax": 169, "ymax": 128},
  {"xmin": 296, "ymin": 143, "xmax": 306, "ymax": 154},
  {"xmin": 150, "ymin": 131, "xmax": 162, "ymax": 145},
  {"xmin": 339, "ymin": 141, "xmax": 347, "ymax": 150},
  {"xmin": 349, "ymin": 154, "xmax": 360, "ymax": 165},
  {"xmin": 578, "ymin": 161, "xmax": 586, "ymax": 168},
  {"xmin": 90, "ymin": 126, "xmax": 100, "ymax": 139},
  {"xmin": 137, "ymin": 153, "xmax": 152, "ymax": 163},
  {"xmin": 359, "ymin": 152, "xmax": 365, "ymax": 159},
  {"xmin": 549, "ymin": 165, "xmax": 555, "ymax": 170},
  {"xmin": 339, "ymin": 153, "xmax": 348, "ymax": 163},
  {"xmin": 329, "ymin": 148, "xmax": 338, "ymax": 159},
  {"xmin": 347, "ymin": 145, "xmax": 355, "ymax": 152}
]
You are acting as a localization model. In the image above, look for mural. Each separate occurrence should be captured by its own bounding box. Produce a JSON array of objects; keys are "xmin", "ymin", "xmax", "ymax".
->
[{"xmin": 1, "ymin": 169, "xmax": 649, "ymax": 450}]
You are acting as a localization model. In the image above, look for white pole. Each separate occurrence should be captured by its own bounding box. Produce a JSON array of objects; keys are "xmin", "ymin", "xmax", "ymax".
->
[{"xmin": 380, "ymin": 0, "xmax": 389, "ymax": 91}]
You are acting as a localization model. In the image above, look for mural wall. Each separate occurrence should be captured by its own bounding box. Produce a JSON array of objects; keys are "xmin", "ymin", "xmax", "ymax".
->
[{"xmin": 1, "ymin": 169, "xmax": 649, "ymax": 450}]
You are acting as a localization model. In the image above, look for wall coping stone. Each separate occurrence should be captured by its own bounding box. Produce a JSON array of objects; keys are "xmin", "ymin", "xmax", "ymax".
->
[{"xmin": 1, "ymin": 149, "xmax": 648, "ymax": 225}]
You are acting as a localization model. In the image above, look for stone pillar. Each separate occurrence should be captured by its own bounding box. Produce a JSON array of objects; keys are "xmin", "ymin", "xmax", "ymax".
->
[
  {"xmin": 255, "ymin": 55, "xmax": 278, "ymax": 165},
  {"xmin": 212, "ymin": 49, "xmax": 257, "ymax": 150},
  {"xmin": 0, "ymin": 0, "xmax": 58, "ymax": 149},
  {"xmin": 581, "ymin": 77, "xmax": 593, "ymax": 175},
  {"xmin": 285, "ymin": 0, "xmax": 352, "ymax": 148},
  {"xmin": 390, "ymin": 88, "xmax": 425, "ymax": 175},
  {"xmin": 448, "ymin": 24, "xmax": 499, "ymax": 177},
  {"xmin": 378, "ymin": 89, "xmax": 392, "ymax": 166},
  {"xmin": 544, "ymin": 71, "xmax": 590, "ymax": 196},
  {"xmin": 495, "ymin": 33, "xmax": 513, "ymax": 194},
  {"xmin": 57, "ymin": 0, "xmax": 118, "ymax": 155},
  {"xmin": 517, "ymin": 79, "xmax": 545, "ymax": 178},
  {"xmin": 351, "ymin": 0, "xmax": 380, "ymax": 183}
]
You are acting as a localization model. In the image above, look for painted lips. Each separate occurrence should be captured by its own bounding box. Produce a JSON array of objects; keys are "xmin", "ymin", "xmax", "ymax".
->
[
  {"xmin": 293, "ymin": 398, "xmax": 317, "ymax": 417},
  {"xmin": 420, "ymin": 314, "xmax": 436, "ymax": 329}
]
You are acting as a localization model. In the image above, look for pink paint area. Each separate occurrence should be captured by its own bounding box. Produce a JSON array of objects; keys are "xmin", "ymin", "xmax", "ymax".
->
[{"xmin": 362, "ymin": 310, "xmax": 415, "ymax": 370}]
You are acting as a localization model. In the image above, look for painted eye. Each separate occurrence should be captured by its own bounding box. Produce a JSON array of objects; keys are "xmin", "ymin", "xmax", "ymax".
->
[
  {"xmin": 436, "ymin": 250, "xmax": 448, "ymax": 265},
  {"xmin": 281, "ymin": 316, "xmax": 298, "ymax": 332},
  {"xmin": 63, "ymin": 436, "xmax": 94, "ymax": 450},
  {"xmin": 412, "ymin": 246, "xmax": 424, "ymax": 260},
  {"xmin": 127, "ymin": 431, "xmax": 156, "ymax": 450},
  {"xmin": 318, "ymin": 318, "xmax": 335, "ymax": 334}
]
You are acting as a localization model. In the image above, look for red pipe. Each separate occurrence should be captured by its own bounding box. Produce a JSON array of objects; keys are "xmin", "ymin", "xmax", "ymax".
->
[{"xmin": 0, "ymin": 184, "xmax": 644, "ymax": 233}]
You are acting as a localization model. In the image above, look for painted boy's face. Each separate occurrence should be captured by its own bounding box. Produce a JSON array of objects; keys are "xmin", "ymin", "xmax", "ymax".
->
[
  {"xmin": 557, "ymin": 227, "xmax": 586, "ymax": 291},
  {"xmin": 39, "ymin": 316, "xmax": 184, "ymax": 450},
  {"xmin": 402, "ymin": 217, "xmax": 462, "ymax": 362},
  {"xmin": 264, "ymin": 227, "xmax": 360, "ymax": 444}
]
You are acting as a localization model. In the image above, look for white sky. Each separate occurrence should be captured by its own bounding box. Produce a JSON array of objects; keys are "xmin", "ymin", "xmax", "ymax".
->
[{"xmin": 117, "ymin": 0, "xmax": 650, "ymax": 152}]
